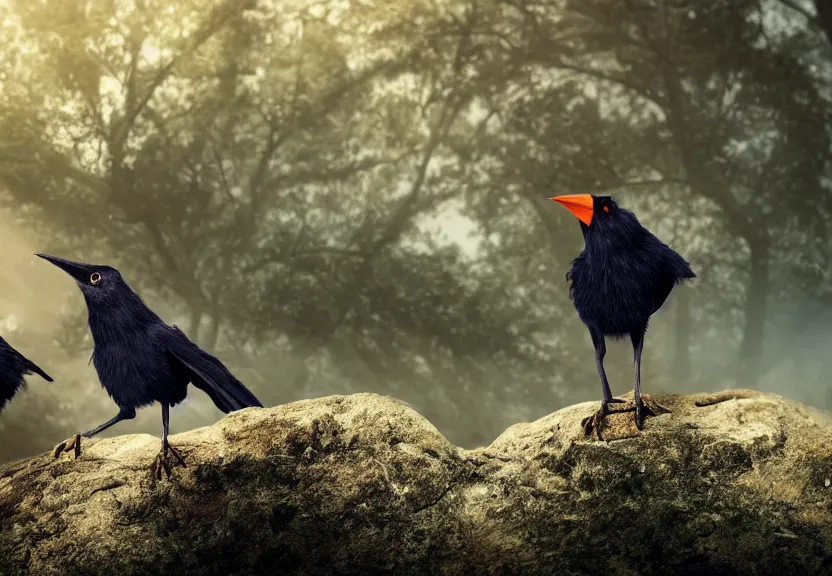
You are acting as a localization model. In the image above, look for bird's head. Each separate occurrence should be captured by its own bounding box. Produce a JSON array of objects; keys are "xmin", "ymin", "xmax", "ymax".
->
[
  {"xmin": 549, "ymin": 194, "xmax": 618, "ymax": 226},
  {"xmin": 35, "ymin": 254, "xmax": 125, "ymax": 305},
  {"xmin": 549, "ymin": 193, "xmax": 640, "ymax": 238}
]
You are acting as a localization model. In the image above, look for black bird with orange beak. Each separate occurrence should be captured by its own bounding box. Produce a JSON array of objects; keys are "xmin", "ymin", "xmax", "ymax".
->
[{"xmin": 551, "ymin": 194, "xmax": 695, "ymax": 434}]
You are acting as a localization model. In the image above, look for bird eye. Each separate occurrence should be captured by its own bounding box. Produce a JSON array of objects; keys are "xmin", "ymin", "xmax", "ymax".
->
[
  {"xmin": 603, "ymin": 206, "xmax": 610, "ymax": 212},
  {"xmin": 90, "ymin": 272, "xmax": 102, "ymax": 285}
]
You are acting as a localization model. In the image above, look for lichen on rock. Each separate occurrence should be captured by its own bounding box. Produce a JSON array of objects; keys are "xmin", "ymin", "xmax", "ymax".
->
[{"xmin": 1, "ymin": 389, "xmax": 831, "ymax": 575}]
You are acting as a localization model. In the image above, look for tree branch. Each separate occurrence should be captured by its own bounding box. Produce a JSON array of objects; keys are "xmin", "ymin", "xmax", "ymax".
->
[
  {"xmin": 775, "ymin": 0, "xmax": 820, "ymax": 25},
  {"xmin": 109, "ymin": 0, "xmax": 255, "ymax": 162}
]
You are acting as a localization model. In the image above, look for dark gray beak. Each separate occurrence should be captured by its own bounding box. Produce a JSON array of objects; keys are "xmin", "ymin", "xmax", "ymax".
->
[{"xmin": 35, "ymin": 253, "xmax": 95, "ymax": 284}]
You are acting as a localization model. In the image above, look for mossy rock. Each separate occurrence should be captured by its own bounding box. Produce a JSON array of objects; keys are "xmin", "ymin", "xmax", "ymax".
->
[{"xmin": 1, "ymin": 390, "xmax": 831, "ymax": 575}]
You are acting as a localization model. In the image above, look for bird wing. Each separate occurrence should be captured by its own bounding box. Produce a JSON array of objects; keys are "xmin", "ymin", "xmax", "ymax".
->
[
  {"xmin": 651, "ymin": 280, "xmax": 676, "ymax": 315},
  {"xmin": 164, "ymin": 326, "xmax": 263, "ymax": 413},
  {"xmin": 566, "ymin": 254, "xmax": 585, "ymax": 300},
  {"xmin": 649, "ymin": 254, "xmax": 689, "ymax": 314},
  {"xmin": 0, "ymin": 338, "xmax": 51, "ymax": 411},
  {"xmin": 0, "ymin": 337, "xmax": 52, "ymax": 382}
]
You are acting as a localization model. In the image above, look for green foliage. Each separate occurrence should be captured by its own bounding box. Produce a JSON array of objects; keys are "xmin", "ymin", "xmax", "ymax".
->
[{"xmin": 0, "ymin": 0, "xmax": 829, "ymax": 457}]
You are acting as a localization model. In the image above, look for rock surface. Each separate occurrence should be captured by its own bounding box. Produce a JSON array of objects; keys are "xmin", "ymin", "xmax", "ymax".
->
[{"xmin": 1, "ymin": 389, "xmax": 832, "ymax": 575}]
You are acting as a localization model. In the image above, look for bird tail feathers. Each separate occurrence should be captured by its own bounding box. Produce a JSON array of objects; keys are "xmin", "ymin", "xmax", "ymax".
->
[
  {"xmin": 23, "ymin": 358, "xmax": 53, "ymax": 382},
  {"xmin": 167, "ymin": 338, "xmax": 263, "ymax": 413}
]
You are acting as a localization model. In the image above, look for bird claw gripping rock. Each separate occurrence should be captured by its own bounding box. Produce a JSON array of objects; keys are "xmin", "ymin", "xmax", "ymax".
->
[
  {"xmin": 53, "ymin": 433, "xmax": 82, "ymax": 459},
  {"xmin": 582, "ymin": 396, "xmax": 671, "ymax": 441},
  {"xmin": 150, "ymin": 443, "xmax": 187, "ymax": 487}
]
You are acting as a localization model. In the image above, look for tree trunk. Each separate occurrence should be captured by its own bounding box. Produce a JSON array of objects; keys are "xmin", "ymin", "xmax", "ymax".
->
[
  {"xmin": 814, "ymin": 0, "xmax": 832, "ymax": 47},
  {"xmin": 736, "ymin": 237, "xmax": 770, "ymax": 385},
  {"xmin": 661, "ymin": 68, "xmax": 771, "ymax": 387},
  {"xmin": 188, "ymin": 307, "xmax": 203, "ymax": 345},
  {"xmin": 204, "ymin": 314, "xmax": 221, "ymax": 353}
]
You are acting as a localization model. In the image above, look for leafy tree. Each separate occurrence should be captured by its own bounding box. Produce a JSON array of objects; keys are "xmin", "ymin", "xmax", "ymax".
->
[{"xmin": 0, "ymin": 0, "xmax": 829, "ymax": 461}]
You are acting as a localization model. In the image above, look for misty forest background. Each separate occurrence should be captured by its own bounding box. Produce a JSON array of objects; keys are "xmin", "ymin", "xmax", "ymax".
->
[{"xmin": 0, "ymin": 0, "xmax": 830, "ymax": 463}]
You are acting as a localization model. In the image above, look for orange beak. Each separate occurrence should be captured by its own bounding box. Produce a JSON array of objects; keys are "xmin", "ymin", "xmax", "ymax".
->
[{"xmin": 550, "ymin": 194, "xmax": 594, "ymax": 226}]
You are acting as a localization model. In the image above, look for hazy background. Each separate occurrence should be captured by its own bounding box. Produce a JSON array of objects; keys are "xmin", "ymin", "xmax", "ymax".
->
[{"xmin": 0, "ymin": 0, "xmax": 830, "ymax": 463}]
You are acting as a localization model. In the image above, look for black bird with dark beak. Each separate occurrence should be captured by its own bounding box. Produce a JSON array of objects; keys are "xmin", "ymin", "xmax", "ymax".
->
[
  {"xmin": 36, "ymin": 254, "xmax": 263, "ymax": 480},
  {"xmin": 0, "ymin": 335, "xmax": 52, "ymax": 412},
  {"xmin": 550, "ymin": 194, "xmax": 695, "ymax": 435}
]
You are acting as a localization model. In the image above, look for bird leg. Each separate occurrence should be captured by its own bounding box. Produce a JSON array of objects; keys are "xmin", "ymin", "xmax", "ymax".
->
[
  {"xmin": 53, "ymin": 408, "xmax": 136, "ymax": 459},
  {"xmin": 631, "ymin": 332, "xmax": 642, "ymax": 428},
  {"xmin": 632, "ymin": 331, "xmax": 659, "ymax": 430},
  {"xmin": 151, "ymin": 403, "xmax": 187, "ymax": 484},
  {"xmin": 582, "ymin": 331, "xmax": 630, "ymax": 438}
]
